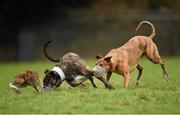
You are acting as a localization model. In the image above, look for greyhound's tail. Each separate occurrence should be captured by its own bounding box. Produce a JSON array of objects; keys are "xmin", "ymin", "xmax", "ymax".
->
[
  {"xmin": 43, "ymin": 41, "xmax": 59, "ymax": 62},
  {"xmin": 135, "ymin": 21, "xmax": 156, "ymax": 39}
]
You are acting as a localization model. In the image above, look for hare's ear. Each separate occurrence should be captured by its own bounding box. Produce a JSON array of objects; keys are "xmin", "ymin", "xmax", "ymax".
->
[
  {"xmin": 104, "ymin": 56, "xmax": 112, "ymax": 63},
  {"xmin": 44, "ymin": 69, "xmax": 50, "ymax": 74},
  {"xmin": 95, "ymin": 55, "xmax": 103, "ymax": 60}
]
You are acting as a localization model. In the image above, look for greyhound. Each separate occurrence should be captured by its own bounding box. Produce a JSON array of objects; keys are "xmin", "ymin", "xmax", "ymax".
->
[
  {"xmin": 93, "ymin": 21, "xmax": 169, "ymax": 88},
  {"xmin": 43, "ymin": 41, "xmax": 114, "ymax": 91}
]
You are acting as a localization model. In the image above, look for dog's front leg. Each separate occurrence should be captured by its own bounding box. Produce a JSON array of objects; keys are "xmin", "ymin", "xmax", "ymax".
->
[
  {"xmin": 123, "ymin": 70, "xmax": 131, "ymax": 88},
  {"xmin": 55, "ymin": 80, "xmax": 64, "ymax": 88},
  {"xmin": 95, "ymin": 77, "xmax": 114, "ymax": 90},
  {"xmin": 88, "ymin": 76, "xmax": 97, "ymax": 88},
  {"xmin": 106, "ymin": 71, "xmax": 112, "ymax": 82}
]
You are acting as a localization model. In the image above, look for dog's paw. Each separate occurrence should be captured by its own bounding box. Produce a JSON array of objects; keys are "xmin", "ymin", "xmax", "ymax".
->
[{"xmin": 106, "ymin": 83, "xmax": 115, "ymax": 90}]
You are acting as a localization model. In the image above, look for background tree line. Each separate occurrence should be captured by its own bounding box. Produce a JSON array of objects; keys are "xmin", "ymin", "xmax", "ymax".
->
[{"xmin": 0, "ymin": 0, "xmax": 179, "ymax": 61}]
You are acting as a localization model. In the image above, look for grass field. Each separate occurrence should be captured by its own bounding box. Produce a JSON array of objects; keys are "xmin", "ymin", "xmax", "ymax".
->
[{"xmin": 0, "ymin": 57, "xmax": 180, "ymax": 114}]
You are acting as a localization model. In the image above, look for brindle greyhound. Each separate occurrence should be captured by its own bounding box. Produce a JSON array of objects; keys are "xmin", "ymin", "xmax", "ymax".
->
[
  {"xmin": 43, "ymin": 41, "xmax": 114, "ymax": 91},
  {"xmin": 94, "ymin": 21, "xmax": 169, "ymax": 88}
]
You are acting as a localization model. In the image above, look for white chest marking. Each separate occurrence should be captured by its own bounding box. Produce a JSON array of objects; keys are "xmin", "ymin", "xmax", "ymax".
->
[
  {"xmin": 75, "ymin": 76, "xmax": 87, "ymax": 84},
  {"xmin": 52, "ymin": 66, "xmax": 65, "ymax": 80}
]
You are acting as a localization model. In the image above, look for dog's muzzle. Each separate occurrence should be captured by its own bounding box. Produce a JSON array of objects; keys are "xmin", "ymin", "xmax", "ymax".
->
[{"xmin": 93, "ymin": 66, "xmax": 108, "ymax": 78}]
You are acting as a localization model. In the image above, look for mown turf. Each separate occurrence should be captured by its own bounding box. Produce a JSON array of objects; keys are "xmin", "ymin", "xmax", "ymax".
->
[{"xmin": 0, "ymin": 57, "xmax": 180, "ymax": 114}]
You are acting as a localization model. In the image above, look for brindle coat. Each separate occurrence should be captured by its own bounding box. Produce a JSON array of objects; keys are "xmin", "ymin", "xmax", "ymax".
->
[{"xmin": 43, "ymin": 41, "xmax": 114, "ymax": 91}]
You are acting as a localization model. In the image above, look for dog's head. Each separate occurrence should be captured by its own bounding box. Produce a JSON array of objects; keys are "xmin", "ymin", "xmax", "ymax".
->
[
  {"xmin": 93, "ymin": 55, "xmax": 112, "ymax": 78},
  {"xmin": 26, "ymin": 70, "xmax": 43, "ymax": 92},
  {"xmin": 43, "ymin": 69, "xmax": 61, "ymax": 91}
]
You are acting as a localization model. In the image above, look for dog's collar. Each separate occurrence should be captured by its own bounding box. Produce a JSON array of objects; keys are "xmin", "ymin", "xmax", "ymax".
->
[
  {"xmin": 52, "ymin": 66, "xmax": 65, "ymax": 80},
  {"xmin": 108, "ymin": 61, "xmax": 113, "ymax": 71}
]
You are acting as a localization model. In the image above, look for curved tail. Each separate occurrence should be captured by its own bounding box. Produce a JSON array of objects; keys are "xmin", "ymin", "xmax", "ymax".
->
[
  {"xmin": 135, "ymin": 21, "xmax": 156, "ymax": 38},
  {"xmin": 43, "ymin": 41, "xmax": 59, "ymax": 62}
]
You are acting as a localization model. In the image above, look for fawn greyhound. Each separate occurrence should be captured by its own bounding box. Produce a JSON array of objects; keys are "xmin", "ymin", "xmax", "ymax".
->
[{"xmin": 93, "ymin": 21, "xmax": 169, "ymax": 88}]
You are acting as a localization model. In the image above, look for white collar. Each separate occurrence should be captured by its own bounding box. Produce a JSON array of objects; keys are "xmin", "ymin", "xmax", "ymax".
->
[{"xmin": 52, "ymin": 66, "xmax": 65, "ymax": 80}]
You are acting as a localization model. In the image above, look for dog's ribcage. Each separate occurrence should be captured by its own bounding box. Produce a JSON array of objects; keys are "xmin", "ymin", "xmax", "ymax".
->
[{"xmin": 58, "ymin": 53, "xmax": 92, "ymax": 85}]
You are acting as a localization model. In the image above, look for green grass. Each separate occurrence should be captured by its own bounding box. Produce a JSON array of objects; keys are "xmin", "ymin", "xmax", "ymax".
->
[{"xmin": 0, "ymin": 57, "xmax": 180, "ymax": 114}]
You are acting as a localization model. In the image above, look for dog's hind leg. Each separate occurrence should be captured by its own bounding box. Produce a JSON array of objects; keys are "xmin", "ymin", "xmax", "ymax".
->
[
  {"xmin": 160, "ymin": 61, "xmax": 169, "ymax": 81},
  {"xmin": 136, "ymin": 64, "xmax": 143, "ymax": 86},
  {"xmin": 145, "ymin": 43, "xmax": 169, "ymax": 81}
]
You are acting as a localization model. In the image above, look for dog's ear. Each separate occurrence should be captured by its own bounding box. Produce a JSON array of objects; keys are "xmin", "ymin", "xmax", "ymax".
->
[
  {"xmin": 95, "ymin": 55, "xmax": 102, "ymax": 60},
  {"xmin": 44, "ymin": 69, "xmax": 50, "ymax": 74},
  {"xmin": 104, "ymin": 56, "xmax": 112, "ymax": 63}
]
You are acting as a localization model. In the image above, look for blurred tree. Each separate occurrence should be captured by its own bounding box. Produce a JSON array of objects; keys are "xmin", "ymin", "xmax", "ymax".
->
[{"xmin": 0, "ymin": 0, "xmax": 179, "ymax": 61}]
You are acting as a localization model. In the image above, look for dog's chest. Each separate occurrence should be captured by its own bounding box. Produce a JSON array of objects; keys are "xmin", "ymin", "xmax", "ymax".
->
[
  {"xmin": 74, "ymin": 75, "xmax": 87, "ymax": 83},
  {"xmin": 65, "ymin": 74, "xmax": 87, "ymax": 85}
]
